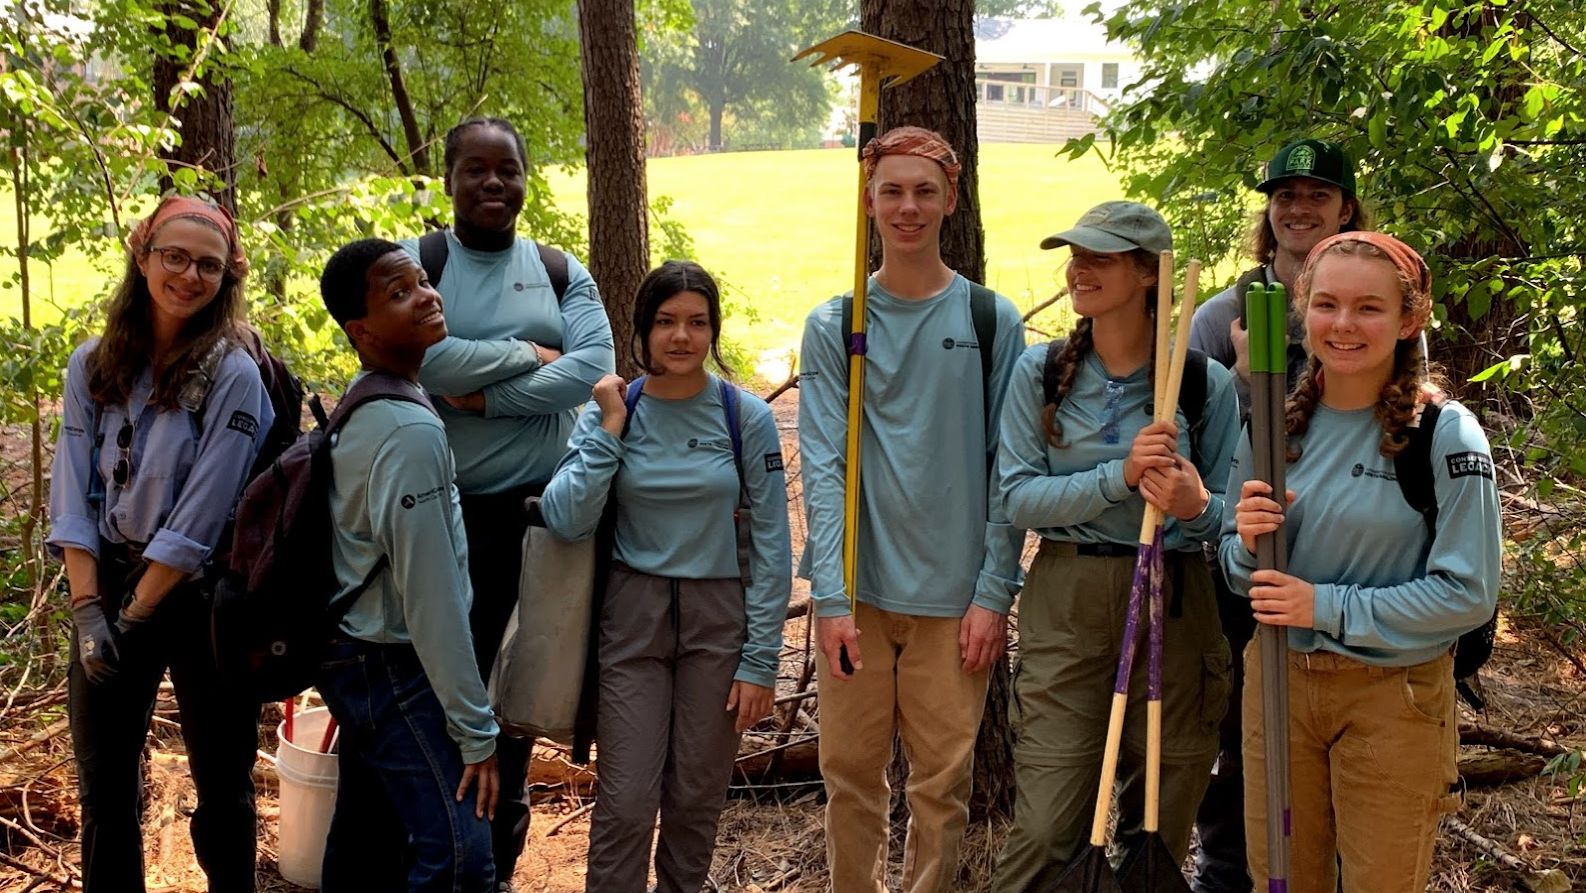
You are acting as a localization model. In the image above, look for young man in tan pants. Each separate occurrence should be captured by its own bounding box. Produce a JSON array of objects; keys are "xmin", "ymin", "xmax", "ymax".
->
[{"xmin": 797, "ymin": 126, "xmax": 1026, "ymax": 893}]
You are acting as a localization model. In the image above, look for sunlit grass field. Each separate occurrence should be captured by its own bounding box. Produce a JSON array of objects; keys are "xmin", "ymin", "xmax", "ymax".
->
[{"xmin": 2, "ymin": 144, "xmax": 1118, "ymax": 361}]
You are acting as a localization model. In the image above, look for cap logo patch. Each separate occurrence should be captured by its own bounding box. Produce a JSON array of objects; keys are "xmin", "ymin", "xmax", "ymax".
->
[{"xmin": 1290, "ymin": 145, "xmax": 1316, "ymax": 173}]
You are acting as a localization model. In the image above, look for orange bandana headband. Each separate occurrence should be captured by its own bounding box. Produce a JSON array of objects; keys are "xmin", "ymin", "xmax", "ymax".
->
[
  {"xmin": 861, "ymin": 126, "xmax": 962, "ymax": 194},
  {"xmin": 127, "ymin": 196, "xmax": 249, "ymax": 279},
  {"xmin": 1306, "ymin": 231, "xmax": 1430, "ymax": 299}
]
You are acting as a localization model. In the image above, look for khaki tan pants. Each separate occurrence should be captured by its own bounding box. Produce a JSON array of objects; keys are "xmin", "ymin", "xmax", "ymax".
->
[
  {"xmin": 816, "ymin": 601, "xmax": 989, "ymax": 893},
  {"xmin": 1243, "ymin": 643, "xmax": 1461, "ymax": 893},
  {"xmin": 991, "ymin": 540, "xmax": 1230, "ymax": 893}
]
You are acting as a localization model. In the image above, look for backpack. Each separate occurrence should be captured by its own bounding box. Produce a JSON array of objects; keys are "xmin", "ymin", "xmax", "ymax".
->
[
  {"xmin": 1040, "ymin": 337, "xmax": 1212, "ymax": 467},
  {"xmin": 840, "ymin": 281, "xmax": 1000, "ymax": 434},
  {"xmin": 1395, "ymin": 400, "xmax": 1500, "ymax": 710},
  {"xmin": 210, "ymin": 372, "xmax": 436, "ymax": 704},
  {"xmin": 417, "ymin": 229, "xmax": 571, "ymax": 304}
]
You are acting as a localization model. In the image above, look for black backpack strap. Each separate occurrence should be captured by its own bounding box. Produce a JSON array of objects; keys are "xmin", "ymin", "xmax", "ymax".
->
[
  {"xmin": 718, "ymin": 379, "xmax": 753, "ymax": 587},
  {"xmin": 536, "ymin": 242, "xmax": 571, "ymax": 304},
  {"xmin": 1041, "ymin": 338, "xmax": 1068, "ymax": 410},
  {"xmin": 324, "ymin": 373, "xmax": 437, "ymax": 437},
  {"xmin": 1393, "ymin": 400, "xmax": 1443, "ymax": 540},
  {"xmin": 969, "ymin": 283, "xmax": 997, "ymax": 430},
  {"xmin": 418, "ymin": 229, "xmax": 449, "ymax": 289},
  {"xmin": 1179, "ymin": 348, "xmax": 1210, "ymax": 469}
]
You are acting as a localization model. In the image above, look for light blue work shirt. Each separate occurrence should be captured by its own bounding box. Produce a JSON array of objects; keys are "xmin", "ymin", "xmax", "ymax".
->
[
  {"xmin": 540, "ymin": 377, "xmax": 793, "ymax": 689},
  {"xmin": 997, "ymin": 343, "xmax": 1240, "ymax": 550},
  {"xmin": 796, "ymin": 275, "xmax": 1026, "ymax": 619},
  {"xmin": 402, "ymin": 232, "xmax": 615, "ymax": 494},
  {"xmin": 327, "ymin": 380, "xmax": 498, "ymax": 763},
  {"xmin": 1219, "ymin": 400, "xmax": 1502, "ymax": 667},
  {"xmin": 48, "ymin": 338, "xmax": 274, "ymax": 574}
]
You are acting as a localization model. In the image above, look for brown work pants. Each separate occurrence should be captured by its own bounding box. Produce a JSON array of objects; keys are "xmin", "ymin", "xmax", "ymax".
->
[
  {"xmin": 1243, "ymin": 644, "xmax": 1461, "ymax": 893},
  {"xmin": 816, "ymin": 600, "xmax": 989, "ymax": 893}
]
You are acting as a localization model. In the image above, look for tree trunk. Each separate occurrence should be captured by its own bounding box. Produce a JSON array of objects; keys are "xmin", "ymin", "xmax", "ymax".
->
[
  {"xmin": 708, "ymin": 104, "xmax": 725, "ymax": 153},
  {"xmin": 299, "ymin": 0, "xmax": 324, "ymax": 53},
  {"xmin": 153, "ymin": 0, "xmax": 238, "ymax": 212},
  {"xmin": 266, "ymin": 0, "xmax": 282, "ymax": 46},
  {"xmin": 858, "ymin": 0, "xmax": 1009, "ymax": 823},
  {"xmin": 369, "ymin": 0, "xmax": 428, "ymax": 176},
  {"xmin": 859, "ymin": 0, "xmax": 984, "ymax": 286},
  {"xmin": 578, "ymin": 0, "xmax": 649, "ymax": 381}
]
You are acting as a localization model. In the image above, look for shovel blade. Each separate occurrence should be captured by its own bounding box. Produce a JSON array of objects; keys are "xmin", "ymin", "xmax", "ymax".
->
[
  {"xmin": 790, "ymin": 29, "xmax": 942, "ymax": 87},
  {"xmin": 1117, "ymin": 833, "xmax": 1192, "ymax": 893},
  {"xmin": 1033, "ymin": 844, "xmax": 1124, "ymax": 893}
]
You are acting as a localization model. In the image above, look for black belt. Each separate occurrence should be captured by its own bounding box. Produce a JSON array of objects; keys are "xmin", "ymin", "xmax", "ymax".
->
[{"xmin": 1076, "ymin": 541, "xmax": 1137, "ymax": 558}]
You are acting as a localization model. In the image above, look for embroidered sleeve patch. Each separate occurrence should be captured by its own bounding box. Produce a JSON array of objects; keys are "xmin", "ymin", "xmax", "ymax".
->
[
  {"xmin": 226, "ymin": 410, "xmax": 259, "ymax": 438},
  {"xmin": 764, "ymin": 454, "xmax": 785, "ymax": 473},
  {"xmin": 1445, "ymin": 451, "xmax": 1493, "ymax": 480}
]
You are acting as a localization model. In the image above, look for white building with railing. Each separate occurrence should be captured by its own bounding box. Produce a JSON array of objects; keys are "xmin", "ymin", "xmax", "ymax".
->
[{"xmin": 974, "ymin": 17, "xmax": 1142, "ymax": 143}]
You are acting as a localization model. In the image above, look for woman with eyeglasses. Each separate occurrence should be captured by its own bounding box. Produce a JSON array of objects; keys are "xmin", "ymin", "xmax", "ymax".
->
[
  {"xmin": 47, "ymin": 195, "xmax": 275, "ymax": 893},
  {"xmin": 990, "ymin": 201, "xmax": 1240, "ymax": 890}
]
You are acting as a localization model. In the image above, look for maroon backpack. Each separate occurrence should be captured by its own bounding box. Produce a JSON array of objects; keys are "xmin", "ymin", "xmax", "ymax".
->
[{"xmin": 211, "ymin": 372, "xmax": 435, "ymax": 703}]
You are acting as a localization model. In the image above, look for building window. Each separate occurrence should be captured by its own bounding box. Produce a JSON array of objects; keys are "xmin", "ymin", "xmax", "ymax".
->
[
  {"xmin": 1059, "ymin": 69, "xmax": 1079, "ymax": 88},
  {"xmin": 1102, "ymin": 63, "xmax": 1119, "ymax": 89},
  {"xmin": 986, "ymin": 83, "xmax": 1004, "ymax": 101}
]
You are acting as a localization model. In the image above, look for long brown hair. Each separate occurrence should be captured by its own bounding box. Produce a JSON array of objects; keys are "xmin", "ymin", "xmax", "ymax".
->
[
  {"xmin": 88, "ymin": 218, "xmax": 247, "ymax": 409},
  {"xmin": 1284, "ymin": 239, "xmax": 1441, "ymax": 461},
  {"xmin": 1246, "ymin": 192, "xmax": 1371, "ymax": 266},
  {"xmin": 1041, "ymin": 248, "xmax": 1160, "ymax": 448}
]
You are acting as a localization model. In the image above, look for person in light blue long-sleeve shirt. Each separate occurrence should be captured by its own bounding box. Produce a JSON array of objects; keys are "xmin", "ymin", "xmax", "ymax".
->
[
  {"xmin": 990, "ymin": 201, "xmax": 1238, "ymax": 892},
  {"xmin": 1223, "ymin": 231, "xmax": 1500, "ymax": 893},
  {"xmin": 796, "ymin": 126, "xmax": 1025, "ymax": 893},
  {"xmin": 399, "ymin": 117, "xmax": 616, "ymax": 879},
  {"xmin": 540, "ymin": 261, "xmax": 791, "ymax": 893},
  {"xmin": 314, "ymin": 238, "xmax": 499, "ymax": 893}
]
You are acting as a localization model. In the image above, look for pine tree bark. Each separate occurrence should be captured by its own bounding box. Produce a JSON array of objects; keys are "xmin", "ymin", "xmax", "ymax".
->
[
  {"xmin": 859, "ymin": 0, "xmax": 985, "ymax": 286},
  {"xmin": 579, "ymin": 0, "xmax": 650, "ymax": 380},
  {"xmin": 153, "ymin": 0, "xmax": 238, "ymax": 212}
]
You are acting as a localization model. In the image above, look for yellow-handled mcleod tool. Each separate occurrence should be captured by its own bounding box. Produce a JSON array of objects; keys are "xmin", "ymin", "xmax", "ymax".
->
[{"xmin": 792, "ymin": 31, "xmax": 940, "ymax": 671}]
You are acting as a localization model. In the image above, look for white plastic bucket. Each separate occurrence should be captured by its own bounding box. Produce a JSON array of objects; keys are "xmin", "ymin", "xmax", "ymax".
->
[{"xmin": 275, "ymin": 707, "xmax": 339, "ymax": 889}]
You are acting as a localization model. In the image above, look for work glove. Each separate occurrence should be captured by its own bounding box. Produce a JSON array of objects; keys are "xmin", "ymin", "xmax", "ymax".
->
[
  {"xmin": 72, "ymin": 597, "xmax": 121, "ymax": 685},
  {"xmin": 115, "ymin": 593, "xmax": 157, "ymax": 636}
]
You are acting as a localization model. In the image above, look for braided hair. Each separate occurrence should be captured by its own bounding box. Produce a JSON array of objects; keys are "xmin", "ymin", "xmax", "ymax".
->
[{"xmin": 1285, "ymin": 239, "xmax": 1442, "ymax": 461}]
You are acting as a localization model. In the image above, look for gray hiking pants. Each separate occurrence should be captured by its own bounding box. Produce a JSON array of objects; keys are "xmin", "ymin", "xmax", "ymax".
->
[{"xmin": 584, "ymin": 562, "xmax": 747, "ymax": 893}]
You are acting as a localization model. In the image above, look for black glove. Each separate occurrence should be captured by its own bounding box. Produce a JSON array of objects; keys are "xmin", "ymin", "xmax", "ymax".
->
[{"xmin": 73, "ymin": 597, "xmax": 121, "ymax": 684}]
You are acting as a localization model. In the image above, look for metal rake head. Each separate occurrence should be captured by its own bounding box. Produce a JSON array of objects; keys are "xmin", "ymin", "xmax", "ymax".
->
[{"xmin": 791, "ymin": 30, "xmax": 942, "ymax": 88}]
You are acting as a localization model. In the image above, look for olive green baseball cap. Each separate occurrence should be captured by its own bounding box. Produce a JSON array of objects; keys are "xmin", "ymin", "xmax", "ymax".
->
[
  {"xmin": 1257, "ymin": 138, "xmax": 1356, "ymax": 197},
  {"xmin": 1039, "ymin": 200, "xmax": 1173, "ymax": 255}
]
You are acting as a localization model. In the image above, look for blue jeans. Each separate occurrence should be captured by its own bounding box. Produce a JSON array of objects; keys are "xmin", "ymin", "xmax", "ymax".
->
[{"xmin": 315, "ymin": 639, "xmax": 494, "ymax": 893}]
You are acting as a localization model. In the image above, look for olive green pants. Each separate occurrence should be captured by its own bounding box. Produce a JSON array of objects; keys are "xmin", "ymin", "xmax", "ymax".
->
[{"xmin": 992, "ymin": 539, "xmax": 1231, "ymax": 893}]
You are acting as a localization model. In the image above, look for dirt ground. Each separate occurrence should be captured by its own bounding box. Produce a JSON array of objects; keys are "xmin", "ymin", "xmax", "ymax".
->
[{"xmin": 1, "ymin": 388, "xmax": 1583, "ymax": 892}]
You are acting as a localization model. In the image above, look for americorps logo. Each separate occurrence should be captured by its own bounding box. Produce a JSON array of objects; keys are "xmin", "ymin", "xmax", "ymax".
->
[
  {"xmin": 400, "ymin": 485, "xmax": 446, "ymax": 509},
  {"xmin": 942, "ymin": 337, "xmax": 979, "ymax": 350}
]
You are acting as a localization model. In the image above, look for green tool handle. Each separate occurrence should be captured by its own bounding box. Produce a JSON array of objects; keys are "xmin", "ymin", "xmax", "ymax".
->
[
  {"xmin": 1246, "ymin": 283, "xmax": 1271, "ymax": 374},
  {"xmin": 1267, "ymin": 284, "xmax": 1288, "ymax": 371}
]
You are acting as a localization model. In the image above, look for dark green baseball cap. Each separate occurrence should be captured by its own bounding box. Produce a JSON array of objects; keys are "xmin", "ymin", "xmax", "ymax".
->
[
  {"xmin": 1257, "ymin": 138, "xmax": 1356, "ymax": 197},
  {"xmin": 1040, "ymin": 200, "xmax": 1172, "ymax": 255}
]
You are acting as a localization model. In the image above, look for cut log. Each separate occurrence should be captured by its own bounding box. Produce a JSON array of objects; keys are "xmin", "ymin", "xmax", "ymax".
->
[
  {"xmin": 734, "ymin": 739, "xmax": 820, "ymax": 779},
  {"xmin": 1457, "ymin": 748, "xmax": 1547, "ymax": 788},
  {"xmin": 1459, "ymin": 723, "xmax": 1568, "ymax": 757}
]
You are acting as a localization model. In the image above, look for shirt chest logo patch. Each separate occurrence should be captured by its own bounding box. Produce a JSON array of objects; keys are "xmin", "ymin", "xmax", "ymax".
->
[
  {"xmin": 1446, "ymin": 451, "xmax": 1493, "ymax": 480},
  {"xmin": 1350, "ymin": 463, "xmax": 1396, "ymax": 481},
  {"xmin": 942, "ymin": 337, "xmax": 979, "ymax": 350},
  {"xmin": 688, "ymin": 438, "xmax": 730, "ymax": 451}
]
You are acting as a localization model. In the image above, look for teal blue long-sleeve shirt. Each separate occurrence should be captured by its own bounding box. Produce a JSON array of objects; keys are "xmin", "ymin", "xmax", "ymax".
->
[
  {"xmin": 1218, "ymin": 400, "xmax": 1502, "ymax": 667},
  {"xmin": 997, "ymin": 343, "xmax": 1240, "ymax": 549},
  {"xmin": 403, "ymin": 232, "xmax": 615, "ymax": 494},
  {"xmin": 328, "ymin": 388, "xmax": 498, "ymax": 763},
  {"xmin": 796, "ymin": 275, "xmax": 1026, "ymax": 619},
  {"xmin": 539, "ymin": 377, "xmax": 793, "ymax": 689}
]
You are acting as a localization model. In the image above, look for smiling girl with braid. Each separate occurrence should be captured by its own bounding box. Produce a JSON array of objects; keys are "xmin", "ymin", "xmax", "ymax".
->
[
  {"xmin": 1223, "ymin": 232, "xmax": 1501, "ymax": 892},
  {"xmin": 991, "ymin": 201, "xmax": 1240, "ymax": 891}
]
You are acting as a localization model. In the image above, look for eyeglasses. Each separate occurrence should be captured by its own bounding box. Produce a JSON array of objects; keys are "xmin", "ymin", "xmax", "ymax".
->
[
  {"xmin": 147, "ymin": 246, "xmax": 229, "ymax": 283},
  {"xmin": 113, "ymin": 421, "xmax": 134, "ymax": 488},
  {"xmin": 1101, "ymin": 379, "xmax": 1125, "ymax": 445}
]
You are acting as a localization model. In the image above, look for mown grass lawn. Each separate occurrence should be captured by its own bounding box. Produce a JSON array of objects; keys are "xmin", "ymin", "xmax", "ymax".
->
[{"xmin": 2, "ymin": 144, "xmax": 1116, "ymax": 358}]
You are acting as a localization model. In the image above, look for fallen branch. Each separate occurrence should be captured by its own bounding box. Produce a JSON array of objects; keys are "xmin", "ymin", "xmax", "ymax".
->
[
  {"xmin": 1022, "ymin": 288, "xmax": 1070, "ymax": 322},
  {"xmin": 1457, "ymin": 748, "xmax": 1547, "ymax": 787},
  {"xmin": 0, "ymin": 719, "xmax": 69, "ymax": 764},
  {"xmin": 1443, "ymin": 815, "xmax": 1570, "ymax": 893},
  {"xmin": 545, "ymin": 801, "xmax": 594, "ymax": 837},
  {"xmin": 763, "ymin": 371, "xmax": 800, "ymax": 405},
  {"xmin": 0, "ymin": 850, "xmax": 71, "ymax": 888},
  {"xmin": 1460, "ymin": 724, "xmax": 1568, "ymax": 757}
]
